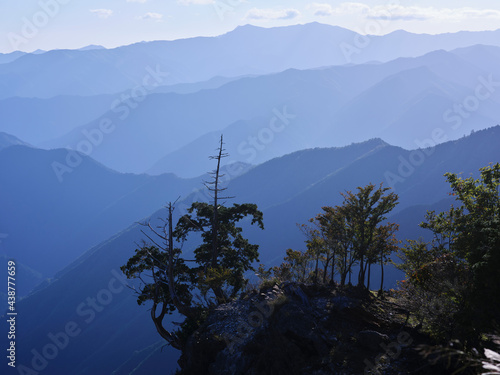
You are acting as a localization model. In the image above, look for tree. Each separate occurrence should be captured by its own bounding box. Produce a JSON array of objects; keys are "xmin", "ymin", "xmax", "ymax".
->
[
  {"xmin": 121, "ymin": 135, "xmax": 264, "ymax": 349},
  {"xmin": 371, "ymin": 222, "xmax": 399, "ymax": 295},
  {"xmin": 120, "ymin": 203, "xmax": 196, "ymax": 349},
  {"xmin": 282, "ymin": 248, "xmax": 313, "ymax": 283},
  {"xmin": 395, "ymin": 238, "xmax": 470, "ymax": 340},
  {"xmin": 174, "ymin": 201, "xmax": 264, "ymax": 302},
  {"xmin": 424, "ymin": 163, "xmax": 500, "ymax": 329},
  {"xmin": 305, "ymin": 233, "xmax": 325, "ymax": 284},
  {"xmin": 340, "ymin": 183, "xmax": 399, "ymax": 287},
  {"xmin": 394, "ymin": 239, "xmax": 441, "ymax": 282},
  {"xmin": 299, "ymin": 223, "xmax": 332, "ymax": 284},
  {"xmin": 296, "ymin": 183, "xmax": 399, "ymax": 289},
  {"xmin": 313, "ymin": 206, "xmax": 352, "ymax": 285},
  {"xmin": 396, "ymin": 163, "xmax": 500, "ymax": 339}
]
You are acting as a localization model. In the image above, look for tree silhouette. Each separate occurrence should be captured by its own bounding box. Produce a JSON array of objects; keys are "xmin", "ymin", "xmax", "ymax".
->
[{"xmin": 121, "ymin": 135, "xmax": 264, "ymax": 348}]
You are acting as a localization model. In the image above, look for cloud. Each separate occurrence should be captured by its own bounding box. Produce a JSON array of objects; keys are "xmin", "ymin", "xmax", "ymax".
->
[
  {"xmin": 324, "ymin": 3, "xmax": 500, "ymax": 22},
  {"xmin": 307, "ymin": 3, "xmax": 334, "ymax": 17},
  {"xmin": 177, "ymin": 0, "xmax": 215, "ymax": 5},
  {"xmin": 90, "ymin": 9, "xmax": 113, "ymax": 19},
  {"xmin": 138, "ymin": 12, "xmax": 164, "ymax": 21},
  {"xmin": 245, "ymin": 8, "xmax": 301, "ymax": 21},
  {"xmin": 329, "ymin": 2, "xmax": 370, "ymax": 16}
]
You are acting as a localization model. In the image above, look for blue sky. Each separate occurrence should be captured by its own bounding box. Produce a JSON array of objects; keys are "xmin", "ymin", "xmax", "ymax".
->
[{"xmin": 1, "ymin": 0, "xmax": 500, "ymax": 53}]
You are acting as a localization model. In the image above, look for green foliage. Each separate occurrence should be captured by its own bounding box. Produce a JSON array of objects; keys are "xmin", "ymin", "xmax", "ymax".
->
[
  {"xmin": 120, "ymin": 244, "xmax": 194, "ymax": 310},
  {"xmin": 271, "ymin": 183, "xmax": 399, "ymax": 290},
  {"xmin": 121, "ymin": 201, "xmax": 264, "ymax": 320},
  {"xmin": 443, "ymin": 164, "xmax": 500, "ymax": 319},
  {"xmin": 174, "ymin": 202, "xmax": 264, "ymax": 301},
  {"xmin": 255, "ymin": 263, "xmax": 273, "ymax": 283},
  {"xmin": 282, "ymin": 248, "xmax": 312, "ymax": 283},
  {"xmin": 339, "ymin": 183, "xmax": 399, "ymax": 287},
  {"xmin": 121, "ymin": 137, "xmax": 264, "ymax": 349},
  {"xmin": 394, "ymin": 239, "xmax": 443, "ymax": 283},
  {"xmin": 397, "ymin": 163, "xmax": 500, "ymax": 341},
  {"xmin": 397, "ymin": 248, "xmax": 470, "ymax": 340}
]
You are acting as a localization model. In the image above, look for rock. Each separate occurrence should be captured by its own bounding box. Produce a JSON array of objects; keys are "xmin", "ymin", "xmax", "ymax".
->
[
  {"xmin": 177, "ymin": 285, "xmax": 435, "ymax": 374},
  {"xmin": 357, "ymin": 330, "xmax": 389, "ymax": 351}
]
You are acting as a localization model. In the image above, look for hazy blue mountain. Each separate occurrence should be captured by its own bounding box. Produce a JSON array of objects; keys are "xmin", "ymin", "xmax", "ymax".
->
[
  {"xmin": 330, "ymin": 65, "xmax": 494, "ymax": 147},
  {"xmin": 45, "ymin": 67, "xmax": 349, "ymax": 173},
  {"xmin": 0, "ymin": 145, "xmax": 202, "ymax": 294},
  {"xmin": 151, "ymin": 74, "xmax": 254, "ymax": 95},
  {"xmin": 0, "ymin": 131, "xmax": 30, "ymax": 150},
  {"xmin": 8, "ymin": 127, "xmax": 500, "ymax": 375},
  {"xmin": 2, "ymin": 23, "xmax": 500, "ymax": 99},
  {"xmin": 146, "ymin": 46, "xmax": 500, "ymax": 177},
  {"xmin": 4, "ymin": 42, "xmax": 500, "ymax": 176},
  {"xmin": 0, "ymin": 75, "xmax": 251, "ymax": 146},
  {"xmin": 356, "ymin": 28, "xmax": 500, "ymax": 64},
  {"xmin": 0, "ymin": 51, "xmax": 26, "ymax": 64},
  {"xmin": 0, "ymin": 95, "xmax": 117, "ymax": 145}
]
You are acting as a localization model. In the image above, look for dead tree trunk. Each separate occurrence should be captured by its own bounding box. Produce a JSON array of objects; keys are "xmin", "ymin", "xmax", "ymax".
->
[{"xmin": 206, "ymin": 135, "xmax": 231, "ymax": 303}]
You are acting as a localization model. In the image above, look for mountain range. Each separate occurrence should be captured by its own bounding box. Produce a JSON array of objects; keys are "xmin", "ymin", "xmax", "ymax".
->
[
  {"xmin": 14, "ymin": 44, "xmax": 491, "ymax": 177},
  {"xmin": 2, "ymin": 23, "xmax": 500, "ymax": 99},
  {"xmin": 2, "ymin": 22, "xmax": 500, "ymax": 375},
  {"xmin": 3, "ymin": 126, "xmax": 499, "ymax": 374},
  {"xmin": 2, "ymin": 24, "xmax": 500, "ymax": 178}
]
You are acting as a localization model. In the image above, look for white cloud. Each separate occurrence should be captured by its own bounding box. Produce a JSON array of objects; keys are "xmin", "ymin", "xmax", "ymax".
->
[
  {"xmin": 138, "ymin": 12, "xmax": 164, "ymax": 21},
  {"xmin": 245, "ymin": 8, "xmax": 301, "ymax": 21},
  {"xmin": 90, "ymin": 9, "xmax": 113, "ymax": 19},
  {"xmin": 325, "ymin": 3, "xmax": 500, "ymax": 22},
  {"xmin": 375, "ymin": 6, "xmax": 500, "ymax": 21},
  {"xmin": 307, "ymin": 3, "xmax": 334, "ymax": 17},
  {"xmin": 177, "ymin": 0, "xmax": 215, "ymax": 5}
]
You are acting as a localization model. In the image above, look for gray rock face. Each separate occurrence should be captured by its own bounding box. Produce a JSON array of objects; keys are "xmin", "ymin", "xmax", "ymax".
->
[{"xmin": 178, "ymin": 284, "xmax": 437, "ymax": 375}]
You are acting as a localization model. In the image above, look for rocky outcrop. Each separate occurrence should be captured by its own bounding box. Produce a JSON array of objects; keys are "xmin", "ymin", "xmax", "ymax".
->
[{"xmin": 178, "ymin": 283, "xmax": 442, "ymax": 374}]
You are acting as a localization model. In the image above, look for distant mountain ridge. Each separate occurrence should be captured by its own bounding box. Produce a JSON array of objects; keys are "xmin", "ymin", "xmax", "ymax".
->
[
  {"xmin": 2, "ymin": 29, "xmax": 500, "ymax": 177},
  {"xmin": 1, "ymin": 23, "xmax": 500, "ymax": 99},
  {"xmin": 41, "ymin": 44, "xmax": 500, "ymax": 176}
]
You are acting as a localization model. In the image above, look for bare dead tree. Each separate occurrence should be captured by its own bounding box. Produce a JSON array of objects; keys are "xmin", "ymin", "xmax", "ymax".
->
[{"xmin": 204, "ymin": 135, "xmax": 233, "ymax": 268}]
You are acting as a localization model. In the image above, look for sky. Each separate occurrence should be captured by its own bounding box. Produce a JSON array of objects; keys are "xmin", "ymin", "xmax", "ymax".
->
[{"xmin": 1, "ymin": 0, "xmax": 500, "ymax": 53}]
